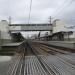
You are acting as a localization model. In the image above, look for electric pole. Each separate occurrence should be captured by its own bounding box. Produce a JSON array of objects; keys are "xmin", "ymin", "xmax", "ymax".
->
[
  {"xmin": 49, "ymin": 16, "xmax": 52, "ymax": 24},
  {"xmin": 8, "ymin": 16, "xmax": 11, "ymax": 25}
]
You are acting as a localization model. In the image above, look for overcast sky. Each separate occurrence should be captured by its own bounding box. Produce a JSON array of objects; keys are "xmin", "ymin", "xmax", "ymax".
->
[
  {"xmin": 0, "ymin": 0, "xmax": 75, "ymax": 26},
  {"xmin": 0, "ymin": 0, "xmax": 75, "ymax": 37}
]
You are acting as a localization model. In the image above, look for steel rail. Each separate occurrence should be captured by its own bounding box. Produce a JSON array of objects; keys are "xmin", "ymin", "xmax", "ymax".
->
[
  {"xmin": 8, "ymin": 41, "xmax": 75, "ymax": 75},
  {"xmin": 7, "ymin": 56, "xmax": 21, "ymax": 75},
  {"xmin": 29, "ymin": 42, "xmax": 75, "ymax": 75}
]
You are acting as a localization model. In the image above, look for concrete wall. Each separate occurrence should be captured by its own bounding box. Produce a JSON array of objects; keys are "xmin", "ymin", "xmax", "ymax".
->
[
  {"xmin": 69, "ymin": 32, "xmax": 75, "ymax": 38},
  {"xmin": 0, "ymin": 20, "xmax": 12, "ymax": 44},
  {"xmin": 0, "ymin": 20, "xmax": 9, "ymax": 32},
  {"xmin": 52, "ymin": 20, "xmax": 75, "ymax": 41},
  {"xmin": 64, "ymin": 32, "xmax": 75, "ymax": 41},
  {"xmin": 53, "ymin": 20, "xmax": 67, "ymax": 33}
]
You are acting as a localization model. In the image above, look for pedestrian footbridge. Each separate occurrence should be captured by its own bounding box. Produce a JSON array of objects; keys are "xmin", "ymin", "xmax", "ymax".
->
[{"xmin": 9, "ymin": 24, "xmax": 52, "ymax": 31}]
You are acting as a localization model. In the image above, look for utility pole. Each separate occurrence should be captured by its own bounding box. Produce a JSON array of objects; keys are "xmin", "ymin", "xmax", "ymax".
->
[
  {"xmin": 50, "ymin": 16, "xmax": 52, "ymax": 24},
  {"xmin": 8, "ymin": 16, "xmax": 12, "ymax": 34},
  {"xmin": 28, "ymin": 0, "xmax": 33, "ymax": 24},
  {"xmin": 49, "ymin": 16, "xmax": 52, "ymax": 24},
  {"xmin": 8, "ymin": 16, "xmax": 11, "ymax": 25},
  {"xmin": 49, "ymin": 16, "xmax": 53, "ymax": 36}
]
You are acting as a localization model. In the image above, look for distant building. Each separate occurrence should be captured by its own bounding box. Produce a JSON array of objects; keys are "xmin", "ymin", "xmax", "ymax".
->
[
  {"xmin": 64, "ymin": 31, "xmax": 75, "ymax": 41},
  {"xmin": 0, "ymin": 20, "xmax": 12, "ymax": 44},
  {"xmin": 52, "ymin": 19, "xmax": 75, "ymax": 41},
  {"xmin": 52, "ymin": 19, "xmax": 68, "ymax": 33},
  {"xmin": 35, "ymin": 20, "xmax": 74, "ymax": 41}
]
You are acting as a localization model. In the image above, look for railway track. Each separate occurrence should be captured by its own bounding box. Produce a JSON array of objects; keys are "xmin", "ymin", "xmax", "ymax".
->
[{"xmin": 7, "ymin": 41, "xmax": 75, "ymax": 75}]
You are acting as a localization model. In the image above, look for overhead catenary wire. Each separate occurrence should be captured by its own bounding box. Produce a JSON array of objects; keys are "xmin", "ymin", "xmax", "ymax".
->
[
  {"xmin": 52, "ymin": 0, "xmax": 67, "ymax": 17},
  {"xmin": 54, "ymin": 0, "xmax": 73, "ymax": 18},
  {"xmin": 52, "ymin": 0, "xmax": 74, "ymax": 19}
]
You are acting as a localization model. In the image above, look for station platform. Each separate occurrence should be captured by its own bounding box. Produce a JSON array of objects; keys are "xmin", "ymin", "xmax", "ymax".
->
[
  {"xmin": 1, "ymin": 42, "xmax": 23, "ymax": 47},
  {"xmin": 35, "ymin": 41, "xmax": 75, "ymax": 50},
  {"xmin": 0, "ymin": 41, "xmax": 25, "ymax": 55}
]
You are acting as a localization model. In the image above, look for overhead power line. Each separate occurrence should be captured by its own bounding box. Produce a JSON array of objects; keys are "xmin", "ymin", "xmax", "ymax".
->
[
  {"xmin": 53, "ymin": 0, "xmax": 74, "ymax": 19},
  {"xmin": 52, "ymin": 0, "xmax": 67, "ymax": 17}
]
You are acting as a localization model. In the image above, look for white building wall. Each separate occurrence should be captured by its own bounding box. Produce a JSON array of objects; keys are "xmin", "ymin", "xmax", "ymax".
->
[
  {"xmin": 53, "ymin": 19, "xmax": 67, "ymax": 33},
  {"xmin": 0, "ymin": 20, "xmax": 11, "ymax": 39},
  {"xmin": 69, "ymin": 32, "xmax": 75, "ymax": 38},
  {"xmin": 52, "ymin": 19, "xmax": 75, "ymax": 41},
  {"xmin": 0, "ymin": 20, "xmax": 9, "ymax": 31},
  {"xmin": 64, "ymin": 32, "xmax": 75, "ymax": 41}
]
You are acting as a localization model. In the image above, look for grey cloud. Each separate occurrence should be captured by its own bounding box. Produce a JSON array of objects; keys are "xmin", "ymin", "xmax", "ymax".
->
[
  {"xmin": 0, "ymin": 0, "xmax": 75, "ymax": 26},
  {"xmin": 56, "ymin": 1, "xmax": 75, "ymax": 26}
]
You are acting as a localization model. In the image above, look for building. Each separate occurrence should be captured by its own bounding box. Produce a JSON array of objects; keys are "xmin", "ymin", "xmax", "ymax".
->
[
  {"xmin": 52, "ymin": 19, "xmax": 68, "ymax": 33},
  {"xmin": 0, "ymin": 20, "xmax": 12, "ymax": 44},
  {"xmin": 52, "ymin": 19, "xmax": 75, "ymax": 41}
]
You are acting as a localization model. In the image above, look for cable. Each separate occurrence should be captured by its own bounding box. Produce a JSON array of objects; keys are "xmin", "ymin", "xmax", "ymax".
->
[
  {"xmin": 53, "ymin": 0, "xmax": 74, "ymax": 19},
  {"xmin": 52, "ymin": 0, "xmax": 67, "ymax": 17},
  {"xmin": 28, "ymin": 0, "xmax": 33, "ymax": 24}
]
